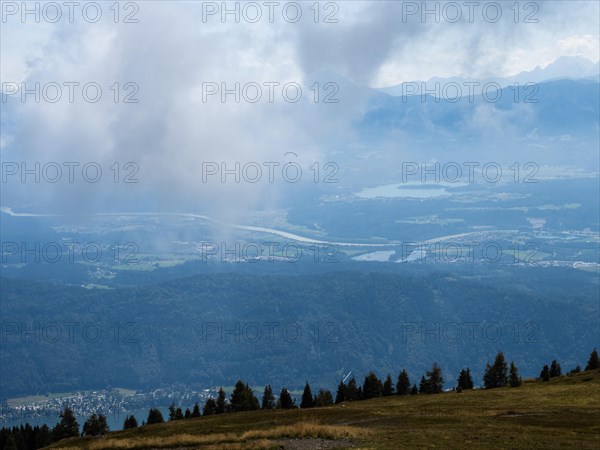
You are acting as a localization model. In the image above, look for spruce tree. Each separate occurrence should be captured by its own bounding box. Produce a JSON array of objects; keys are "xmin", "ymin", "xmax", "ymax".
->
[
  {"xmin": 262, "ymin": 385, "xmax": 275, "ymax": 410},
  {"xmin": 426, "ymin": 363, "xmax": 444, "ymax": 393},
  {"xmin": 410, "ymin": 384, "xmax": 418, "ymax": 395},
  {"xmin": 314, "ymin": 389, "xmax": 334, "ymax": 407},
  {"xmin": 585, "ymin": 348, "xmax": 600, "ymax": 371},
  {"xmin": 457, "ymin": 368, "xmax": 474, "ymax": 390},
  {"xmin": 83, "ymin": 413, "xmax": 109, "ymax": 436},
  {"xmin": 362, "ymin": 372, "xmax": 383, "ymax": 399},
  {"xmin": 184, "ymin": 408, "xmax": 191, "ymax": 419},
  {"xmin": 246, "ymin": 385, "xmax": 259, "ymax": 410},
  {"xmin": 540, "ymin": 364, "xmax": 551, "ymax": 381},
  {"xmin": 203, "ymin": 398, "xmax": 217, "ymax": 416},
  {"xmin": 465, "ymin": 368, "xmax": 474, "ymax": 389},
  {"xmin": 396, "ymin": 369, "xmax": 410, "ymax": 395},
  {"xmin": 457, "ymin": 368, "xmax": 466, "ymax": 390},
  {"xmin": 277, "ymin": 388, "xmax": 296, "ymax": 409},
  {"xmin": 483, "ymin": 352, "xmax": 509, "ymax": 389},
  {"xmin": 347, "ymin": 377, "xmax": 360, "ymax": 401},
  {"xmin": 191, "ymin": 403, "xmax": 201, "ymax": 418},
  {"xmin": 98, "ymin": 414, "xmax": 108, "ymax": 435},
  {"xmin": 53, "ymin": 407, "xmax": 80, "ymax": 440},
  {"xmin": 123, "ymin": 415, "xmax": 138, "ymax": 429},
  {"xmin": 229, "ymin": 382, "xmax": 259, "ymax": 412},
  {"xmin": 300, "ymin": 382, "xmax": 314, "ymax": 408},
  {"xmin": 382, "ymin": 374, "xmax": 394, "ymax": 396},
  {"xmin": 35, "ymin": 424, "xmax": 54, "ymax": 448},
  {"xmin": 549, "ymin": 360, "xmax": 562, "ymax": 378},
  {"xmin": 509, "ymin": 361, "xmax": 522, "ymax": 387},
  {"xmin": 419, "ymin": 376, "xmax": 428, "ymax": 394},
  {"xmin": 230, "ymin": 381, "xmax": 245, "ymax": 412},
  {"xmin": 146, "ymin": 408, "xmax": 164, "ymax": 425},
  {"xmin": 168, "ymin": 403, "xmax": 184, "ymax": 421},
  {"xmin": 335, "ymin": 381, "xmax": 347, "ymax": 404},
  {"xmin": 216, "ymin": 387, "xmax": 227, "ymax": 414},
  {"xmin": 82, "ymin": 413, "xmax": 98, "ymax": 437}
]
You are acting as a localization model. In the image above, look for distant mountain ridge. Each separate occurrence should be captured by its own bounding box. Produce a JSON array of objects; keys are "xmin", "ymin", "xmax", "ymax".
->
[{"xmin": 377, "ymin": 56, "xmax": 600, "ymax": 97}]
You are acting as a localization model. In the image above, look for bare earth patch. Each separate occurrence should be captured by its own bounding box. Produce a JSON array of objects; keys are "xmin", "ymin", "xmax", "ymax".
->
[{"xmin": 274, "ymin": 438, "xmax": 355, "ymax": 449}]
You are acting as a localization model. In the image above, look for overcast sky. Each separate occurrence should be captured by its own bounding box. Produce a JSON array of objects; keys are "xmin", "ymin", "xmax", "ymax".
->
[
  {"xmin": 2, "ymin": 1, "xmax": 598, "ymax": 85},
  {"xmin": 1, "ymin": 1, "xmax": 599, "ymax": 215}
]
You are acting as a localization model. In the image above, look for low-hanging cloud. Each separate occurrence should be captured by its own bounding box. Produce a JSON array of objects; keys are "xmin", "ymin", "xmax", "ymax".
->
[{"xmin": 1, "ymin": 1, "xmax": 598, "ymax": 220}]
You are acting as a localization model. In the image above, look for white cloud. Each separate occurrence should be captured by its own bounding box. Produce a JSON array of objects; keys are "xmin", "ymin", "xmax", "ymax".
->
[
  {"xmin": 371, "ymin": 1, "xmax": 600, "ymax": 84},
  {"xmin": 1, "ymin": 0, "xmax": 598, "ymax": 215}
]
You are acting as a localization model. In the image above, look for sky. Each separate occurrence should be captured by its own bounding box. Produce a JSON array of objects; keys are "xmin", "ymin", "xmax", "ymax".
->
[
  {"xmin": 1, "ymin": 0, "xmax": 599, "ymax": 216},
  {"xmin": 2, "ymin": 1, "xmax": 598, "ymax": 85}
]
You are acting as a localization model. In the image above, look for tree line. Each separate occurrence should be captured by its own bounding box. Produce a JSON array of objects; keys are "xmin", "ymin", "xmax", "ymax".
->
[
  {"xmin": 0, "ymin": 408, "xmax": 107, "ymax": 450},
  {"xmin": 1, "ymin": 348, "xmax": 598, "ymax": 450}
]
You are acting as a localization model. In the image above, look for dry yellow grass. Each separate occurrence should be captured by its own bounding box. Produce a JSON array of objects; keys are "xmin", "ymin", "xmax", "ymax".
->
[
  {"xmin": 81, "ymin": 422, "xmax": 365, "ymax": 449},
  {"xmin": 241, "ymin": 421, "xmax": 367, "ymax": 440}
]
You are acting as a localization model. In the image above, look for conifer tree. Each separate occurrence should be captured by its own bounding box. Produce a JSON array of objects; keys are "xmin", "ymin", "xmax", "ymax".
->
[
  {"xmin": 52, "ymin": 407, "xmax": 80, "ymax": 440},
  {"xmin": 168, "ymin": 403, "xmax": 184, "ymax": 421},
  {"xmin": 216, "ymin": 387, "xmax": 227, "ymax": 414},
  {"xmin": 277, "ymin": 388, "xmax": 296, "ymax": 409},
  {"xmin": 509, "ymin": 361, "xmax": 522, "ymax": 387},
  {"xmin": 35, "ymin": 424, "xmax": 53, "ymax": 448},
  {"xmin": 262, "ymin": 385, "xmax": 275, "ymax": 410},
  {"xmin": 347, "ymin": 377, "xmax": 360, "ymax": 401},
  {"xmin": 426, "ymin": 363, "xmax": 444, "ymax": 393},
  {"xmin": 230, "ymin": 381, "xmax": 244, "ymax": 411},
  {"xmin": 419, "ymin": 375, "xmax": 428, "ymax": 394},
  {"xmin": 203, "ymin": 398, "xmax": 218, "ymax": 416},
  {"xmin": 300, "ymin": 382, "xmax": 314, "ymax": 408},
  {"xmin": 191, "ymin": 403, "xmax": 201, "ymax": 418},
  {"xmin": 362, "ymin": 372, "xmax": 383, "ymax": 399},
  {"xmin": 123, "ymin": 415, "xmax": 138, "ymax": 429},
  {"xmin": 585, "ymin": 348, "xmax": 600, "ymax": 371},
  {"xmin": 83, "ymin": 413, "xmax": 109, "ymax": 436},
  {"xmin": 97, "ymin": 413, "xmax": 109, "ymax": 436},
  {"xmin": 230, "ymin": 381, "xmax": 259, "ymax": 412},
  {"xmin": 540, "ymin": 364, "xmax": 550, "ymax": 381},
  {"xmin": 483, "ymin": 352, "xmax": 509, "ymax": 389},
  {"xmin": 382, "ymin": 374, "xmax": 394, "ymax": 396},
  {"xmin": 418, "ymin": 364, "xmax": 444, "ymax": 394},
  {"xmin": 549, "ymin": 360, "xmax": 562, "ymax": 378},
  {"xmin": 314, "ymin": 389, "xmax": 334, "ymax": 407},
  {"xmin": 146, "ymin": 408, "xmax": 164, "ymax": 425},
  {"xmin": 335, "ymin": 381, "xmax": 347, "ymax": 404},
  {"xmin": 396, "ymin": 369, "xmax": 411, "ymax": 396},
  {"xmin": 457, "ymin": 368, "xmax": 474, "ymax": 390},
  {"xmin": 410, "ymin": 384, "xmax": 418, "ymax": 395}
]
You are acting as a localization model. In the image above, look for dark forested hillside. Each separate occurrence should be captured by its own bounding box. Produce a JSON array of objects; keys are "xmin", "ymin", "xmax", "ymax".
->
[{"xmin": 1, "ymin": 269, "xmax": 598, "ymax": 398}]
